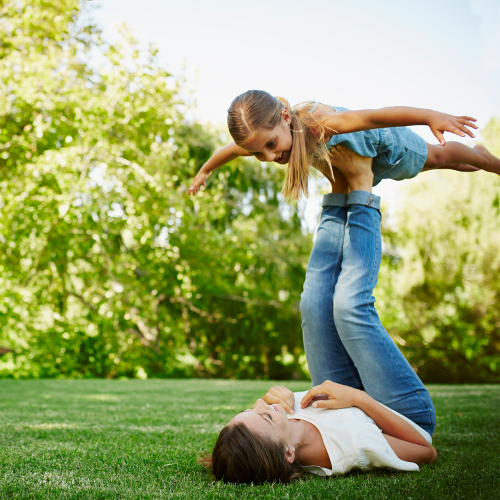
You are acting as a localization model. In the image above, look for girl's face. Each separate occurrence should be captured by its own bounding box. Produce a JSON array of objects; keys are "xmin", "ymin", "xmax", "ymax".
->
[
  {"xmin": 229, "ymin": 398, "xmax": 292, "ymax": 446},
  {"xmin": 240, "ymin": 110, "xmax": 293, "ymax": 165}
]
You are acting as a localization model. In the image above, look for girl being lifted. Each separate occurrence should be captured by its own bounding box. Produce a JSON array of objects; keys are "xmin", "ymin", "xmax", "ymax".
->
[{"xmin": 187, "ymin": 90, "xmax": 499, "ymax": 198}]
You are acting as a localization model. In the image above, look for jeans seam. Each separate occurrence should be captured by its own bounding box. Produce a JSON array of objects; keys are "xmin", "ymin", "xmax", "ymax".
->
[
  {"xmin": 332, "ymin": 209, "xmax": 362, "ymax": 387},
  {"xmin": 415, "ymin": 392, "xmax": 432, "ymax": 414},
  {"xmin": 331, "ymin": 219, "xmax": 344, "ymax": 290}
]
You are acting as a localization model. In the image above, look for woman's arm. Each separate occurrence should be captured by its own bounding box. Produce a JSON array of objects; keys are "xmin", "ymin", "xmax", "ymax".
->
[
  {"xmin": 300, "ymin": 381, "xmax": 437, "ymax": 463},
  {"xmin": 382, "ymin": 434, "xmax": 437, "ymax": 464},
  {"xmin": 352, "ymin": 391, "xmax": 436, "ymax": 463},
  {"xmin": 187, "ymin": 142, "xmax": 251, "ymax": 195},
  {"xmin": 319, "ymin": 105, "xmax": 477, "ymax": 146}
]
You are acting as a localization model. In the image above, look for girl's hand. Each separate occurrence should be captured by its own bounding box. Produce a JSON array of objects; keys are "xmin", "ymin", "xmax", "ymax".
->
[
  {"xmin": 427, "ymin": 112, "xmax": 477, "ymax": 146},
  {"xmin": 300, "ymin": 380, "xmax": 362, "ymax": 410},
  {"xmin": 262, "ymin": 385, "xmax": 295, "ymax": 414},
  {"xmin": 187, "ymin": 170, "xmax": 210, "ymax": 196}
]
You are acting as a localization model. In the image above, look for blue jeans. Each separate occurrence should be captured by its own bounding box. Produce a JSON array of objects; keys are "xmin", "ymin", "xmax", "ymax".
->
[{"xmin": 301, "ymin": 191, "xmax": 436, "ymax": 435}]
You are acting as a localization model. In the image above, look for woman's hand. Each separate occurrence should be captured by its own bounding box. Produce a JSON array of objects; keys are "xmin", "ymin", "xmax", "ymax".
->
[
  {"xmin": 262, "ymin": 385, "xmax": 295, "ymax": 414},
  {"xmin": 187, "ymin": 169, "xmax": 210, "ymax": 196},
  {"xmin": 426, "ymin": 111, "xmax": 477, "ymax": 146},
  {"xmin": 300, "ymin": 380, "xmax": 362, "ymax": 410}
]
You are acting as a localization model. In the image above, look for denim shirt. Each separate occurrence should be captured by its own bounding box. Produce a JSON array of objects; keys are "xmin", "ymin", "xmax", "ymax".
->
[{"xmin": 323, "ymin": 105, "xmax": 428, "ymax": 186}]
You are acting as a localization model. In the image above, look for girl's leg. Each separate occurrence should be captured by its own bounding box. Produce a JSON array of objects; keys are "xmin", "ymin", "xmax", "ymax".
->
[
  {"xmin": 333, "ymin": 191, "xmax": 436, "ymax": 434},
  {"xmin": 421, "ymin": 163, "xmax": 480, "ymax": 173},
  {"xmin": 300, "ymin": 193, "xmax": 363, "ymax": 389},
  {"xmin": 425, "ymin": 142, "xmax": 500, "ymax": 175}
]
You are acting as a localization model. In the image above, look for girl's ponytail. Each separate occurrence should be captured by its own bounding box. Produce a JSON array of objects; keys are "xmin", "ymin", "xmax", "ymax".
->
[
  {"xmin": 274, "ymin": 96, "xmax": 291, "ymax": 113},
  {"xmin": 282, "ymin": 100, "xmax": 336, "ymax": 200},
  {"xmin": 281, "ymin": 101, "xmax": 311, "ymax": 200}
]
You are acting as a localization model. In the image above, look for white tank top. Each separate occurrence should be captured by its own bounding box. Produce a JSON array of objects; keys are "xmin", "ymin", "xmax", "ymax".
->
[{"xmin": 289, "ymin": 391, "xmax": 432, "ymax": 476}]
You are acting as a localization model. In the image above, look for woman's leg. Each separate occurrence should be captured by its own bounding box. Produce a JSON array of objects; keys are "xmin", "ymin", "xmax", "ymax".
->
[
  {"xmin": 333, "ymin": 191, "xmax": 436, "ymax": 434},
  {"xmin": 300, "ymin": 193, "xmax": 363, "ymax": 389}
]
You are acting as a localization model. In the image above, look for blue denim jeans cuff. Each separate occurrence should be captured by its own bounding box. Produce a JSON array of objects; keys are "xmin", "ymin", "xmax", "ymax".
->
[
  {"xmin": 322, "ymin": 193, "xmax": 348, "ymax": 207},
  {"xmin": 347, "ymin": 191, "xmax": 381, "ymax": 210}
]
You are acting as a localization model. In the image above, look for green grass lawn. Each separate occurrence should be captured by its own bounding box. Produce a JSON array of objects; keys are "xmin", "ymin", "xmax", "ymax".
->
[{"xmin": 0, "ymin": 380, "xmax": 498, "ymax": 499}]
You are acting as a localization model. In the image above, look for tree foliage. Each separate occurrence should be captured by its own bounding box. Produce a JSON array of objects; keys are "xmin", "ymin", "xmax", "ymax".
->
[
  {"xmin": 0, "ymin": 0, "xmax": 310, "ymax": 379},
  {"xmin": 0, "ymin": 1, "xmax": 498, "ymax": 382},
  {"xmin": 377, "ymin": 121, "xmax": 500, "ymax": 382}
]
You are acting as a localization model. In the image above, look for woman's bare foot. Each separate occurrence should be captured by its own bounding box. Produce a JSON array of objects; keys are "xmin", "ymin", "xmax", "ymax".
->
[
  {"xmin": 329, "ymin": 166, "xmax": 349, "ymax": 194},
  {"xmin": 329, "ymin": 145, "xmax": 374, "ymax": 192}
]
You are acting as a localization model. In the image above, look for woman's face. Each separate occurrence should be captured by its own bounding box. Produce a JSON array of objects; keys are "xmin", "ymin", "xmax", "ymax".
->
[
  {"xmin": 240, "ymin": 110, "xmax": 293, "ymax": 165},
  {"xmin": 229, "ymin": 398, "xmax": 292, "ymax": 445}
]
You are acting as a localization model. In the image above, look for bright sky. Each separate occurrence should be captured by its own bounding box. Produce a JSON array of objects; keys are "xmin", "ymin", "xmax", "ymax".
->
[{"xmin": 90, "ymin": 0, "xmax": 500, "ymax": 223}]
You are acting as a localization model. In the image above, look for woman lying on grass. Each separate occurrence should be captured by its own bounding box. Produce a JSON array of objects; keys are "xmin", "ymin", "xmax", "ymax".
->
[
  {"xmin": 201, "ymin": 169, "xmax": 437, "ymax": 484},
  {"xmin": 202, "ymin": 380, "xmax": 437, "ymax": 484},
  {"xmin": 201, "ymin": 180, "xmax": 437, "ymax": 483}
]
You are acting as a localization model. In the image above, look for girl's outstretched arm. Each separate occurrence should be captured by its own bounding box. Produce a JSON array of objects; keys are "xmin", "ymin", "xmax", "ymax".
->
[
  {"xmin": 320, "ymin": 106, "xmax": 478, "ymax": 146},
  {"xmin": 187, "ymin": 142, "xmax": 251, "ymax": 195}
]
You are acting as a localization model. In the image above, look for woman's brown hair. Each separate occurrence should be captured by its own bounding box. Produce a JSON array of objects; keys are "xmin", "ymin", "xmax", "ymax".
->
[
  {"xmin": 227, "ymin": 90, "xmax": 337, "ymax": 200},
  {"xmin": 199, "ymin": 422, "xmax": 302, "ymax": 484}
]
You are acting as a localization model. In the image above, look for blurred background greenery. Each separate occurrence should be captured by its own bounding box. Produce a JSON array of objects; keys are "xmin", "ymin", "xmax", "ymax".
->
[{"xmin": 0, "ymin": 0, "xmax": 499, "ymax": 382}]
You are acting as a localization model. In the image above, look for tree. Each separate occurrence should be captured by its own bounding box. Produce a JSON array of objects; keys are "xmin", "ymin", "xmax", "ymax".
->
[
  {"xmin": 0, "ymin": 0, "xmax": 311, "ymax": 379},
  {"xmin": 2, "ymin": 1, "xmax": 498, "ymax": 382},
  {"xmin": 377, "ymin": 120, "xmax": 500, "ymax": 382}
]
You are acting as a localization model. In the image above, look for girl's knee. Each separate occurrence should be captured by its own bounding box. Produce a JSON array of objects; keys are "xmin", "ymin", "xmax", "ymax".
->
[{"xmin": 425, "ymin": 144, "xmax": 448, "ymax": 167}]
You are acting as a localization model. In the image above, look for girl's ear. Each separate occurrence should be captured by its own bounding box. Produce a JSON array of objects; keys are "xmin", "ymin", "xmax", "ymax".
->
[
  {"xmin": 285, "ymin": 445, "xmax": 296, "ymax": 464},
  {"xmin": 281, "ymin": 108, "xmax": 292, "ymax": 125}
]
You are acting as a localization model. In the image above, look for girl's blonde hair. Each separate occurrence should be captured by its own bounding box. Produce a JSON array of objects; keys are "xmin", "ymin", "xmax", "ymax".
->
[{"xmin": 227, "ymin": 90, "xmax": 336, "ymax": 200}]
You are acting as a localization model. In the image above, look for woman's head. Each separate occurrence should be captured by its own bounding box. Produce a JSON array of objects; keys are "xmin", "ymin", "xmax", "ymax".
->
[
  {"xmin": 201, "ymin": 399, "xmax": 302, "ymax": 484},
  {"xmin": 227, "ymin": 90, "xmax": 334, "ymax": 200}
]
